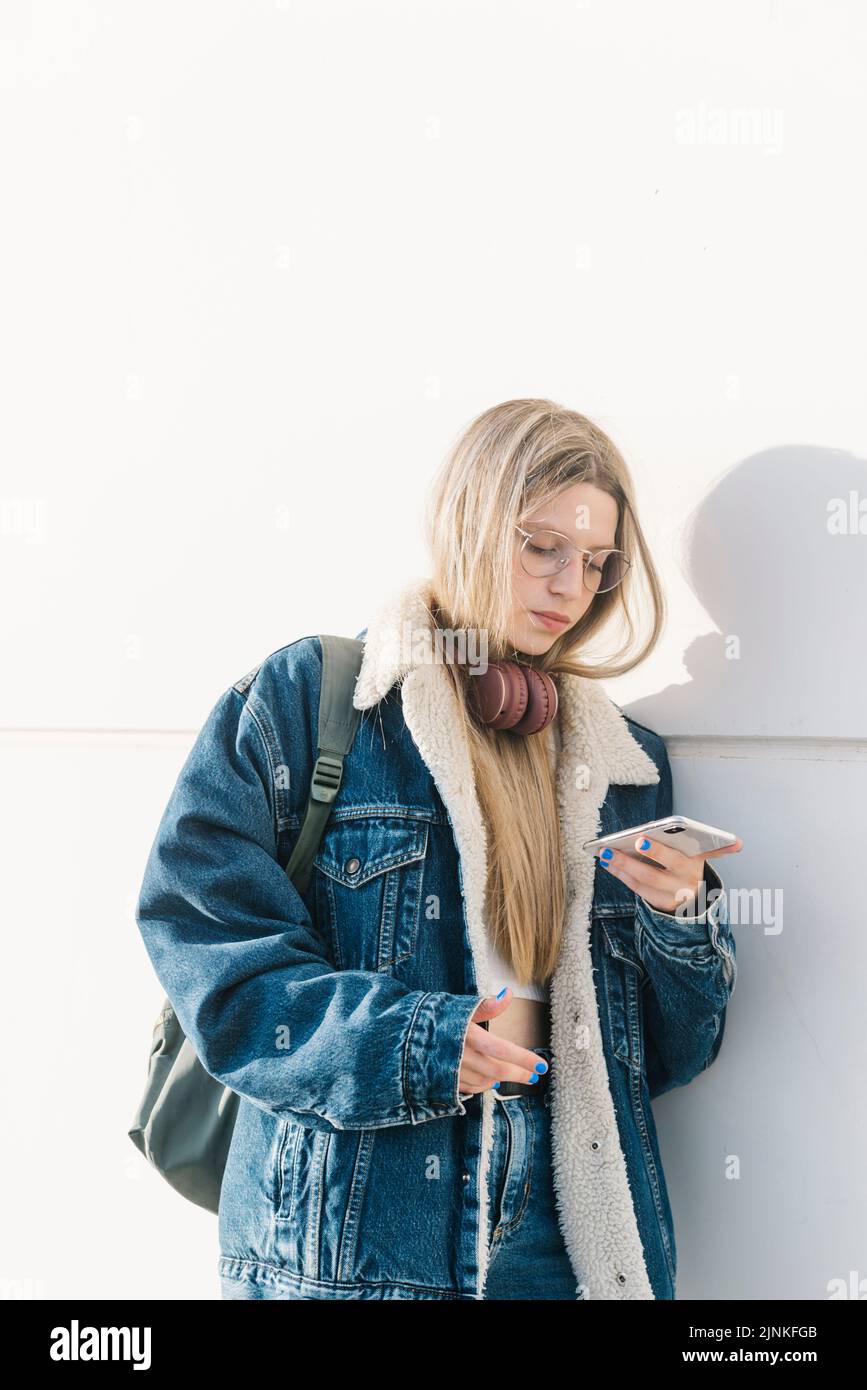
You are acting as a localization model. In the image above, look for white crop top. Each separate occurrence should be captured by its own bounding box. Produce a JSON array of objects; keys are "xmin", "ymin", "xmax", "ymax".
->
[{"xmin": 482, "ymin": 718, "xmax": 561, "ymax": 1003}]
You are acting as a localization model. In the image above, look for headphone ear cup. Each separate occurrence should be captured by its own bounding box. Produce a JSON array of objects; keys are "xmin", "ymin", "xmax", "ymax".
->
[
  {"xmin": 470, "ymin": 660, "xmax": 529, "ymax": 730},
  {"xmin": 469, "ymin": 660, "xmax": 557, "ymax": 734},
  {"xmin": 510, "ymin": 667, "xmax": 558, "ymax": 735}
]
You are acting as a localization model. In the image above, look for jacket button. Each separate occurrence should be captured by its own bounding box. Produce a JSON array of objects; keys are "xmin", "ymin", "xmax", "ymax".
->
[
  {"xmin": 462, "ymin": 1171, "xmax": 471, "ymax": 1183},
  {"xmin": 345, "ymin": 857, "xmax": 361, "ymax": 874},
  {"xmin": 617, "ymin": 1272, "xmax": 626, "ymax": 1284}
]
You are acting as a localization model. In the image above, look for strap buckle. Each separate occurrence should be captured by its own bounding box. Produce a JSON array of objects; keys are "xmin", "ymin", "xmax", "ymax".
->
[{"xmin": 310, "ymin": 751, "xmax": 343, "ymax": 803}]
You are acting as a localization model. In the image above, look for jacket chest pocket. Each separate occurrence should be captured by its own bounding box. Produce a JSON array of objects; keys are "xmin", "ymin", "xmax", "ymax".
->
[
  {"xmin": 596, "ymin": 912, "xmax": 646, "ymax": 1072},
  {"xmin": 313, "ymin": 815, "xmax": 429, "ymax": 973}
]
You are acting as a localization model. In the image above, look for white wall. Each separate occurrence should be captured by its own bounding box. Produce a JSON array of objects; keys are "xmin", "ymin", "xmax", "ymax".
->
[{"xmin": 2, "ymin": 0, "xmax": 865, "ymax": 1302}]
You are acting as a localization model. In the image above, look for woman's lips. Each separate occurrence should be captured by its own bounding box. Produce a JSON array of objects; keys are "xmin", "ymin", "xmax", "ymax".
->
[{"xmin": 531, "ymin": 610, "xmax": 571, "ymax": 631}]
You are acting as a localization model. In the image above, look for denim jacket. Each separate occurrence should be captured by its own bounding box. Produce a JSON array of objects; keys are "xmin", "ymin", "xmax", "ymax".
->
[{"xmin": 135, "ymin": 576, "xmax": 737, "ymax": 1300}]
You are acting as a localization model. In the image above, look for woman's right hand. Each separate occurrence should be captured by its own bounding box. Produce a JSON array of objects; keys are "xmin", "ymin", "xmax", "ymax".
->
[{"xmin": 458, "ymin": 989, "xmax": 548, "ymax": 1094}]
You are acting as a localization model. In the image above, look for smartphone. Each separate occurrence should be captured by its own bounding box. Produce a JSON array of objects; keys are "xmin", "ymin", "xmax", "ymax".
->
[{"xmin": 583, "ymin": 816, "xmax": 738, "ymax": 869}]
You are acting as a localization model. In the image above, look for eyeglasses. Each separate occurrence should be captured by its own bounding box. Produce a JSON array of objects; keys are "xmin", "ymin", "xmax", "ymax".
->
[{"xmin": 514, "ymin": 526, "xmax": 632, "ymax": 594}]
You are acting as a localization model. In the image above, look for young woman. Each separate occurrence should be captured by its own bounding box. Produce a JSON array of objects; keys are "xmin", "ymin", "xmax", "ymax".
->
[{"xmin": 136, "ymin": 398, "xmax": 741, "ymax": 1300}]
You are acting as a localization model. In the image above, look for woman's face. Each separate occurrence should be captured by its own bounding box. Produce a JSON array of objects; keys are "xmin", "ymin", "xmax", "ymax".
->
[{"xmin": 507, "ymin": 482, "xmax": 620, "ymax": 655}]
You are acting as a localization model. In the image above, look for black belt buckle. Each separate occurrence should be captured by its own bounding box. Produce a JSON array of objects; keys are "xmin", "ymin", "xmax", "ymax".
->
[{"xmin": 495, "ymin": 1046, "xmax": 553, "ymax": 1099}]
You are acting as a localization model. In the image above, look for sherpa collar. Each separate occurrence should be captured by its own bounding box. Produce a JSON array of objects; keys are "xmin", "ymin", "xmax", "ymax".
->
[{"xmin": 353, "ymin": 575, "xmax": 662, "ymax": 1300}]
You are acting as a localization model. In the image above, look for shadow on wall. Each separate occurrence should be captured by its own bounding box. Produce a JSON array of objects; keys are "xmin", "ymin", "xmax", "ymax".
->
[
  {"xmin": 622, "ymin": 445, "xmax": 867, "ymax": 740},
  {"xmin": 612, "ymin": 443, "xmax": 867, "ymax": 1299}
]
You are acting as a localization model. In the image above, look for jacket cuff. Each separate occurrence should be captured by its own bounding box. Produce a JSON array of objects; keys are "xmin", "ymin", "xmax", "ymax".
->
[
  {"xmin": 639, "ymin": 859, "xmax": 723, "ymax": 925},
  {"xmin": 636, "ymin": 861, "xmax": 736, "ymax": 988},
  {"xmin": 404, "ymin": 990, "xmax": 486, "ymax": 1121}
]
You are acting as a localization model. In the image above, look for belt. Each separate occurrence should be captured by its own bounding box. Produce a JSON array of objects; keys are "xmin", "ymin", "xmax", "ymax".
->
[{"xmin": 494, "ymin": 1046, "xmax": 553, "ymax": 1099}]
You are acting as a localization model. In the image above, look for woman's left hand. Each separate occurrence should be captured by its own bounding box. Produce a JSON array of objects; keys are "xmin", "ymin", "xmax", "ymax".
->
[{"xmin": 598, "ymin": 834, "xmax": 744, "ymax": 916}]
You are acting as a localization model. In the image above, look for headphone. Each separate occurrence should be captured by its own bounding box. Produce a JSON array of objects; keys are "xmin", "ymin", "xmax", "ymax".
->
[{"xmin": 468, "ymin": 659, "xmax": 558, "ymax": 735}]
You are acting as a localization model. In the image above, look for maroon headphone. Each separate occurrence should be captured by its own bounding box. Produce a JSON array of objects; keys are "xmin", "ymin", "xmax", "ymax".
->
[{"xmin": 468, "ymin": 660, "xmax": 558, "ymax": 735}]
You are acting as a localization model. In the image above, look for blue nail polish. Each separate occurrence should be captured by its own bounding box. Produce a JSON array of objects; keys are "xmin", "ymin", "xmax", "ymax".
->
[
  {"xmin": 534, "ymin": 1061, "xmax": 548, "ymax": 1073},
  {"xmin": 496, "ymin": 987, "xmax": 508, "ymax": 999},
  {"xmin": 492, "ymin": 1081, "xmax": 500, "ymax": 1090},
  {"xmin": 600, "ymin": 848, "xmax": 613, "ymax": 860},
  {"xmin": 529, "ymin": 1073, "xmax": 539, "ymax": 1084},
  {"xmin": 639, "ymin": 838, "xmax": 651, "ymax": 850}
]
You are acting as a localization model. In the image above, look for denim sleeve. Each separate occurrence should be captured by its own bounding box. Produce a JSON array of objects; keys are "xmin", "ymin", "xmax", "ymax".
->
[
  {"xmin": 634, "ymin": 743, "xmax": 737, "ymax": 1099},
  {"xmin": 135, "ymin": 686, "xmax": 484, "ymax": 1132}
]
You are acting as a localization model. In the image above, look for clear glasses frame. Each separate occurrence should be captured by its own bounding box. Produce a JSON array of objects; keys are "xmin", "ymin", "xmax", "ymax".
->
[{"xmin": 514, "ymin": 525, "xmax": 632, "ymax": 594}]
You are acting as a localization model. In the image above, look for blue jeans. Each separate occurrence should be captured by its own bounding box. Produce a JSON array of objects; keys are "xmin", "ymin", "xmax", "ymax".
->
[{"xmin": 483, "ymin": 1047, "xmax": 583, "ymax": 1300}]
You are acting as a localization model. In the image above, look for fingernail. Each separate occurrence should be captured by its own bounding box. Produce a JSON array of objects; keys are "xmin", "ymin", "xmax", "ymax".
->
[
  {"xmin": 600, "ymin": 848, "xmax": 613, "ymax": 861},
  {"xmin": 492, "ymin": 1081, "xmax": 500, "ymax": 1090},
  {"xmin": 529, "ymin": 1073, "xmax": 539, "ymax": 1084},
  {"xmin": 638, "ymin": 839, "xmax": 651, "ymax": 850},
  {"xmin": 534, "ymin": 1060, "xmax": 548, "ymax": 1073},
  {"xmin": 496, "ymin": 986, "xmax": 508, "ymax": 999}
]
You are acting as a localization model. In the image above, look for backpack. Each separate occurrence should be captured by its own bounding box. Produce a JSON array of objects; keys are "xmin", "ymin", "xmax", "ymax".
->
[{"xmin": 127, "ymin": 634, "xmax": 365, "ymax": 1214}]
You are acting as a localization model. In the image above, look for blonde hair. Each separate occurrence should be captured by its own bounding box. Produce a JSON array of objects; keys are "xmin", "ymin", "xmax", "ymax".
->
[{"xmin": 422, "ymin": 398, "xmax": 666, "ymax": 987}]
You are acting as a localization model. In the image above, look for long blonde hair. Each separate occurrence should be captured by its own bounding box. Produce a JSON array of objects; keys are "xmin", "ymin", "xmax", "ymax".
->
[{"xmin": 422, "ymin": 398, "xmax": 666, "ymax": 987}]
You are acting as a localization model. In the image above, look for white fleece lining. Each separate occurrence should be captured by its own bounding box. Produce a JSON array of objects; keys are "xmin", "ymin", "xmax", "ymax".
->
[{"xmin": 353, "ymin": 576, "xmax": 662, "ymax": 1300}]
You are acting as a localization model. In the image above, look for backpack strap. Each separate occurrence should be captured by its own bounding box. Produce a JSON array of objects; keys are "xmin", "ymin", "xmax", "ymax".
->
[{"xmin": 284, "ymin": 634, "xmax": 365, "ymax": 896}]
